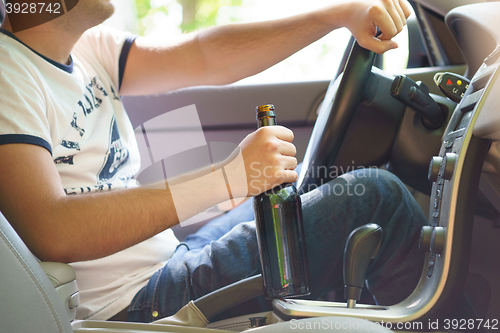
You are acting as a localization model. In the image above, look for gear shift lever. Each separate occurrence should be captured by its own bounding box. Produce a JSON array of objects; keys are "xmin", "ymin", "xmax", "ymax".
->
[{"xmin": 343, "ymin": 223, "xmax": 383, "ymax": 308}]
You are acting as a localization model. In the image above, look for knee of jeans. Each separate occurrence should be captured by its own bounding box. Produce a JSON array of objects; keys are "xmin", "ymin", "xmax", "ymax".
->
[{"xmin": 342, "ymin": 168, "xmax": 405, "ymax": 199}]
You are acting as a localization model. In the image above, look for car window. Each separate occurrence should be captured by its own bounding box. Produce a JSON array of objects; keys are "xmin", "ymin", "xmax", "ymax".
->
[{"xmin": 107, "ymin": 0, "xmax": 410, "ymax": 83}]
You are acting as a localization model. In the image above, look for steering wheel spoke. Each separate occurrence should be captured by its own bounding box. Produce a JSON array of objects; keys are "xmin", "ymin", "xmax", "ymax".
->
[{"xmin": 297, "ymin": 42, "xmax": 376, "ymax": 193}]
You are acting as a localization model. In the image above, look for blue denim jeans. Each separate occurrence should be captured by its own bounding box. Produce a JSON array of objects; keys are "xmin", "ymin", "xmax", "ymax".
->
[{"xmin": 127, "ymin": 168, "xmax": 427, "ymax": 322}]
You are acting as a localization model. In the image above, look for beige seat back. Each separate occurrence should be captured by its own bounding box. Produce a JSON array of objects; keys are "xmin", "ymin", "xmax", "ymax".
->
[{"xmin": 0, "ymin": 212, "xmax": 73, "ymax": 333}]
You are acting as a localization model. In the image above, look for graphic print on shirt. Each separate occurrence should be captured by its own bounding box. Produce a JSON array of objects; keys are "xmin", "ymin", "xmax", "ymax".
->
[
  {"xmin": 110, "ymin": 85, "xmax": 120, "ymax": 101},
  {"xmin": 61, "ymin": 140, "xmax": 81, "ymax": 151},
  {"xmin": 54, "ymin": 155, "xmax": 75, "ymax": 165},
  {"xmin": 77, "ymin": 77, "xmax": 106, "ymax": 117},
  {"xmin": 65, "ymin": 76, "xmax": 110, "ymax": 155},
  {"xmin": 91, "ymin": 77, "xmax": 108, "ymax": 97},
  {"xmin": 71, "ymin": 112, "xmax": 85, "ymax": 137},
  {"xmin": 97, "ymin": 116, "xmax": 129, "ymax": 184}
]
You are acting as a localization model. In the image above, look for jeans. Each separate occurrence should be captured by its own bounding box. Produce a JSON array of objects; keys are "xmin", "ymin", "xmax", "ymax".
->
[{"xmin": 127, "ymin": 168, "xmax": 427, "ymax": 323}]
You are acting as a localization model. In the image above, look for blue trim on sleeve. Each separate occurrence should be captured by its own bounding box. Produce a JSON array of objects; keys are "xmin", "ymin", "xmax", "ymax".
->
[
  {"xmin": 0, "ymin": 28, "xmax": 74, "ymax": 73},
  {"xmin": 118, "ymin": 36, "xmax": 138, "ymax": 91},
  {"xmin": 0, "ymin": 134, "xmax": 52, "ymax": 155}
]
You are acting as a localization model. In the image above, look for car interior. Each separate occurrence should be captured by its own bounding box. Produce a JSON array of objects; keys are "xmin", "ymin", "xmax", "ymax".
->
[{"xmin": 1, "ymin": 0, "xmax": 499, "ymax": 332}]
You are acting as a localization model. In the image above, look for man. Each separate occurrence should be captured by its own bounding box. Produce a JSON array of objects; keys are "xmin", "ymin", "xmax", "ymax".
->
[{"xmin": 0, "ymin": 0, "xmax": 426, "ymax": 323}]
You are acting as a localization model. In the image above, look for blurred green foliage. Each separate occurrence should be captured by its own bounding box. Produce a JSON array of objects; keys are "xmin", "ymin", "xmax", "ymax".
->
[{"xmin": 135, "ymin": 0, "xmax": 243, "ymax": 35}]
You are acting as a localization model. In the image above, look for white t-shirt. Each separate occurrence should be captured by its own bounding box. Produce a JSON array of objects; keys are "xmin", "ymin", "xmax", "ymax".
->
[{"xmin": 0, "ymin": 25, "xmax": 179, "ymax": 320}]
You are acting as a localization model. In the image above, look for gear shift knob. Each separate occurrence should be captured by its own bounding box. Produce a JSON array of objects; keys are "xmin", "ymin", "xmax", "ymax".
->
[{"xmin": 343, "ymin": 223, "xmax": 383, "ymax": 308}]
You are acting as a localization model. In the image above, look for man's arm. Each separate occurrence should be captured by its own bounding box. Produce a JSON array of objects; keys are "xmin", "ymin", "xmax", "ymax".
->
[
  {"xmin": 120, "ymin": 0, "xmax": 411, "ymax": 95},
  {"xmin": 0, "ymin": 126, "xmax": 297, "ymax": 263}
]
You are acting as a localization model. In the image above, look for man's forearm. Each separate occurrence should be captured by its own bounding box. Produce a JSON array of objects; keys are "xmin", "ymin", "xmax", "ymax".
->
[
  {"xmin": 22, "ymin": 164, "xmax": 232, "ymax": 263},
  {"xmin": 46, "ymin": 127, "xmax": 294, "ymax": 263},
  {"xmin": 121, "ymin": 0, "xmax": 410, "ymax": 95},
  {"xmin": 121, "ymin": 8, "xmax": 337, "ymax": 95},
  {"xmin": 194, "ymin": 9, "xmax": 339, "ymax": 86},
  {"xmin": 1, "ymin": 126, "xmax": 296, "ymax": 264},
  {"xmin": 194, "ymin": 0, "xmax": 412, "ymax": 85},
  {"xmin": 120, "ymin": 7, "xmax": 333, "ymax": 95}
]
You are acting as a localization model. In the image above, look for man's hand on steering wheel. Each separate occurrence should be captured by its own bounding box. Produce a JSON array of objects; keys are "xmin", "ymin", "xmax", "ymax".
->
[
  {"xmin": 337, "ymin": 0, "xmax": 412, "ymax": 54},
  {"xmin": 297, "ymin": 1, "xmax": 412, "ymax": 191}
]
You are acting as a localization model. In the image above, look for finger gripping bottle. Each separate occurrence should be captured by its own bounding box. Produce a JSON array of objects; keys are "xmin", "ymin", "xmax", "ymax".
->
[{"xmin": 253, "ymin": 104, "xmax": 311, "ymax": 299}]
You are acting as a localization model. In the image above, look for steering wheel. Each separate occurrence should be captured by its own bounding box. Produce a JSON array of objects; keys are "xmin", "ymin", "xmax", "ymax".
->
[{"xmin": 297, "ymin": 41, "xmax": 376, "ymax": 193}]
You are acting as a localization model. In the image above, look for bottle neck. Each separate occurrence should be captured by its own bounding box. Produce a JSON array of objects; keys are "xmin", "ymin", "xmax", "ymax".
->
[{"xmin": 257, "ymin": 116, "xmax": 277, "ymax": 128}]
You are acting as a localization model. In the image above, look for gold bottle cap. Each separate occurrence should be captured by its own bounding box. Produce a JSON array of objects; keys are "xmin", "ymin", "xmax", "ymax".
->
[
  {"xmin": 256, "ymin": 104, "xmax": 276, "ymax": 120},
  {"xmin": 256, "ymin": 104, "xmax": 276, "ymax": 127},
  {"xmin": 256, "ymin": 104, "xmax": 275, "ymax": 113}
]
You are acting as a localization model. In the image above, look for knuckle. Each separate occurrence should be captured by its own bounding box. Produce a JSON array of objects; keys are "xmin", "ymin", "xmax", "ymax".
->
[
  {"xmin": 258, "ymin": 126, "xmax": 274, "ymax": 136},
  {"xmin": 257, "ymin": 126, "xmax": 269, "ymax": 135},
  {"xmin": 368, "ymin": 5, "xmax": 382, "ymax": 17},
  {"xmin": 265, "ymin": 140, "xmax": 279, "ymax": 152},
  {"xmin": 271, "ymin": 155, "xmax": 281, "ymax": 166}
]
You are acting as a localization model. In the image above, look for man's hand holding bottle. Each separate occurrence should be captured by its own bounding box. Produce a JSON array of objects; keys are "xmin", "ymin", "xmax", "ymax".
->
[{"xmin": 224, "ymin": 125, "xmax": 298, "ymax": 198}]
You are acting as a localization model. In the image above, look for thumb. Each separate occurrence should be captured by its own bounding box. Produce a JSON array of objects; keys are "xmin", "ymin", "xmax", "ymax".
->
[{"xmin": 360, "ymin": 37, "xmax": 398, "ymax": 54}]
